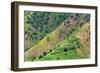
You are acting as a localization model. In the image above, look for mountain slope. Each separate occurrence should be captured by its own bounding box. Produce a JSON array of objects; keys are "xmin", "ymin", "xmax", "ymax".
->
[
  {"xmin": 37, "ymin": 22, "xmax": 90, "ymax": 60},
  {"xmin": 25, "ymin": 14, "xmax": 90, "ymax": 61},
  {"xmin": 24, "ymin": 11, "xmax": 70, "ymax": 51}
]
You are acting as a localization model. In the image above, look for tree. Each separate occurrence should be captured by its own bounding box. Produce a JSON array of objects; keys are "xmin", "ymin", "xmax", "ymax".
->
[{"xmin": 43, "ymin": 52, "xmax": 47, "ymax": 56}]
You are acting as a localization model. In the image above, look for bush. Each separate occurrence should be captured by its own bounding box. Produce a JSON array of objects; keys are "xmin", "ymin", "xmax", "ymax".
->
[
  {"xmin": 57, "ymin": 44, "xmax": 60, "ymax": 47},
  {"xmin": 64, "ymin": 48, "xmax": 68, "ymax": 52},
  {"xmin": 32, "ymin": 56, "xmax": 36, "ymax": 61},
  {"xmin": 76, "ymin": 14, "xmax": 79, "ymax": 17},
  {"xmin": 47, "ymin": 36, "xmax": 50, "ymax": 42},
  {"xmin": 74, "ymin": 17, "xmax": 77, "ymax": 20},
  {"xmin": 39, "ymin": 55, "xmax": 43, "ymax": 59},
  {"xmin": 67, "ymin": 21, "xmax": 70, "ymax": 24},
  {"xmin": 57, "ymin": 57, "xmax": 60, "ymax": 60},
  {"xmin": 49, "ymin": 49, "xmax": 52, "ymax": 52},
  {"xmin": 70, "ymin": 15, "xmax": 73, "ymax": 18},
  {"xmin": 70, "ymin": 47, "xmax": 75, "ymax": 50},
  {"xmin": 43, "ymin": 52, "xmax": 47, "ymax": 56}
]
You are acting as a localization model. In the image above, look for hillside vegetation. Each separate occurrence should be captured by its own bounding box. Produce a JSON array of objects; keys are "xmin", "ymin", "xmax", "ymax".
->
[
  {"xmin": 24, "ymin": 11, "xmax": 70, "ymax": 51},
  {"xmin": 37, "ymin": 22, "xmax": 90, "ymax": 61},
  {"xmin": 24, "ymin": 11, "xmax": 90, "ymax": 61}
]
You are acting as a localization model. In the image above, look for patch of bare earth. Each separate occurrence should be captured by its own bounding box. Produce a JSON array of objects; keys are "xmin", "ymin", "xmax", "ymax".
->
[{"xmin": 76, "ymin": 22, "xmax": 90, "ymax": 58}]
